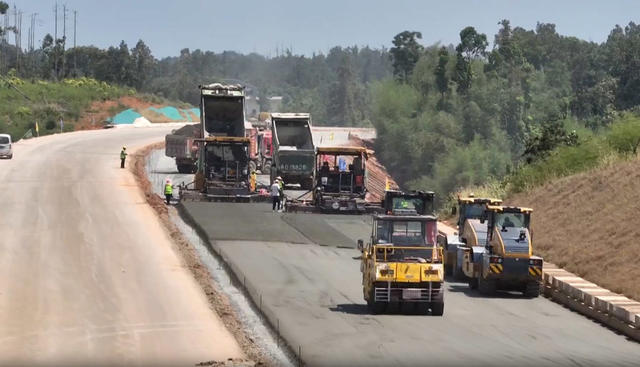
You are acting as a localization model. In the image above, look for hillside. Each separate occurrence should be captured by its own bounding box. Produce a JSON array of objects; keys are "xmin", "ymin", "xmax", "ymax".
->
[
  {"xmin": 509, "ymin": 157, "xmax": 640, "ymax": 300},
  {"xmin": 0, "ymin": 77, "xmax": 192, "ymax": 140}
]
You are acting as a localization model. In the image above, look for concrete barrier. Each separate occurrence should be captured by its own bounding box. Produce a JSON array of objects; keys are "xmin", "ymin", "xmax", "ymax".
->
[{"xmin": 542, "ymin": 262, "xmax": 640, "ymax": 342}]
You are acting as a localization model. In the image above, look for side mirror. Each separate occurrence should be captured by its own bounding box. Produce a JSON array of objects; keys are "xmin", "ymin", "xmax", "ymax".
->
[
  {"xmin": 451, "ymin": 206, "xmax": 457, "ymax": 215},
  {"xmin": 357, "ymin": 239, "xmax": 364, "ymax": 251}
]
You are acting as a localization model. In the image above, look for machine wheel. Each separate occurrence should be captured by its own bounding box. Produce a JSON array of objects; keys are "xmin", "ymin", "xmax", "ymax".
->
[
  {"xmin": 248, "ymin": 160, "xmax": 257, "ymax": 173},
  {"xmin": 431, "ymin": 302, "xmax": 445, "ymax": 316},
  {"xmin": 468, "ymin": 278, "xmax": 478, "ymax": 290},
  {"xmin": 262, "ymin": 160, "xmax": 272, "ymax": 174},
  {"xmin": 524, "ymin": 281, "xmax": 541, "ymax": 298},
  {"xmin": 452, "ymin": 260, "xmax": 464, "ymax": 280},
  {"xmin": 177, "ymin": 164, "xmax": 190, "ymax": 174},
  {"xmin": 300, "ymin": 177, "xmax": 314, "ymax": 191},
  {"xmin": 478, "ymin": 276, "xmax": 497, "ymax": 295},
  {"xmin": 367, "ymin": 289, "xmax": 386, "ymax": 314}
]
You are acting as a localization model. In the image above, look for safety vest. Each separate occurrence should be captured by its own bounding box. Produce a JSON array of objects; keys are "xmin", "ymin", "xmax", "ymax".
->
[
  {"xmin": 120, "ymin": 150, "xmax": 127, "ymax": 159},
  {"xmin": 164, "ymin": 183, "xmax": 173, "ymax": 195}
]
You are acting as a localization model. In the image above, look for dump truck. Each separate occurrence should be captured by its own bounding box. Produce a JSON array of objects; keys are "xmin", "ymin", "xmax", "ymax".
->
[
  {"xmin": 358, "ymin": 212, "xmax": 444, "ymax": 315},
  {"xmin": 458, "ymin": 205, "xmax": 542, "ymax": 297},
  {"xmin": 270, "ymin": 113, "xmax": 315, "ymax": 189},
  {"xmin": 246, "ymin": 126, "xmax": 273, "ymax": 174},
  {"xmin": 165, "ymin": 124, "xmax": 201, "ymax": 173},
  {"xmin": 438, "ymin": 195, "xmax": 502, "ymax": 277},
  {"xmin": 192, "ymin": 83, "xmax": 253, "ymax": 199}
]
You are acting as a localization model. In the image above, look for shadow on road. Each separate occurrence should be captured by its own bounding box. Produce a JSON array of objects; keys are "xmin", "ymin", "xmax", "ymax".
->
[
  {"xmin": 448, "ymin": 283, "xmax": 526, "ymax": 299},
  {"xmin": 329, "ymin": 304, "xmax": 369, "ymax": 315}
]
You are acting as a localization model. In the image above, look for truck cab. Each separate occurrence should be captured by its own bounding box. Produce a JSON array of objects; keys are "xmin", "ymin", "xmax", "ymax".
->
[{"xmin": 359, "ymin": 214, "xmax": 444, "ymax": 315}]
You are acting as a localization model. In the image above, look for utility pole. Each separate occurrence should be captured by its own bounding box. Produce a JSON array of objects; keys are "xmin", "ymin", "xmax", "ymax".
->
[
  {"xmin": 62, "ymin": 4, "xmax": 67, "ymax": 78},
  {"xmin": 73, "ymin": 10, "xmax": 77, "ymax": 76},
  {"xmin": 54, "ymin": 2, "xmax": 57, "ymax": 79}
]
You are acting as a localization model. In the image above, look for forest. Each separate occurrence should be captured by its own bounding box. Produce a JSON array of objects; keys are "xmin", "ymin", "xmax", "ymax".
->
[{"xmin": 3, "ymin": 2, "xmax": 640, "ymax": 201}]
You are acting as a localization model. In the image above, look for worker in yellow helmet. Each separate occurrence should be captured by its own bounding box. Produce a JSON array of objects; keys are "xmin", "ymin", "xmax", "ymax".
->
[
  {"xmin": 164, "ymin": 178, "xmax": 173, "ymax": 205},
  {"xmin": 120, "ymin": 147, "xmax": 127, "ymax": 168}
]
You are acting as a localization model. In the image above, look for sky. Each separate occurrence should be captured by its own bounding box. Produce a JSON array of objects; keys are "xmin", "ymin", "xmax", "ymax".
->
[{"xmin": 6, "ymin": 0, "xmax": 640, "ymax": 58}]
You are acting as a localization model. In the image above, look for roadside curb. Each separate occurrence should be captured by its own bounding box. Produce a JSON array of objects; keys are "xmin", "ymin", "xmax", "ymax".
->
[{"xmin": 542, "ymin": 263, "xmax": 640, "ymax": 341}]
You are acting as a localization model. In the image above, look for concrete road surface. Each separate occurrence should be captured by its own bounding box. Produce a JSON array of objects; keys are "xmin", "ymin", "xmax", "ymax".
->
[
  {"xmin": 182, "ymin": 202, "xmax": 640, "ymax": 366},
  {"xmin": 0, "ymin": 128, "xmax": 243, "ymax": 366}
]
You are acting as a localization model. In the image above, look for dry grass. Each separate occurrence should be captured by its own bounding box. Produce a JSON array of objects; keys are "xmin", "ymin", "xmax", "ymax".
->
[
  {"xmin": 509, "ymin": 155, "xmax": 640, "ymax": 301},
  {"xmin": 130, "ymin": 143, "xmax": 267, "ymax": 366}
]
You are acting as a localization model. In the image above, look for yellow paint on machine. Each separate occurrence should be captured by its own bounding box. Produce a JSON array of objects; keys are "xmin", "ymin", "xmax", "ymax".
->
[
  {"xmin": 529, "ymin": 266, "xmax": 542, "ymax": 277},
  {"xmin": 376, "ymin": 263, "xmax": 443, "ymax": 283},
  {"xmin": 490, "ymin": 264, "xmax": 503, "ymax": 274}
]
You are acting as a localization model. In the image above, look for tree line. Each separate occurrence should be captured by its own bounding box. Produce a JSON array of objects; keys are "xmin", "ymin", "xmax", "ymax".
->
[{"xmin": 374, "ymin": 20, "xmax": 640, "ymax": 201}]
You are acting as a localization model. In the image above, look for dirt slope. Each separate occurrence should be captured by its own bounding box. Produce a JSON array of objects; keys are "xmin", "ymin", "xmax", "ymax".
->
[{"xmin": 509, "ymin": 157, "xmax": 640, "ymax": 300}]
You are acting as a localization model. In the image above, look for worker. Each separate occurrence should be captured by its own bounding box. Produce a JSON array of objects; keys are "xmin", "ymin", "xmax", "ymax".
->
[
  {"xmin": 503, "ymin": 216, "xmax": 515, "ymax": 228},
  {"xmin": 120, "ymin": 147, "xmax": 127, "ymax": 168},
  {"xmin": 270, "ymin": 178, "xmax": 281, "ymax": 211},
  {"xmin": 320, "ymin": 161, "xmax": 330, "ymax": 175},
  {"xmin": 164, "ymin": 178, "xmax": 173, "ymax": 205},
  {"xmin": 277, "ymin": 176, "xmax": 285, "ymax": 211},
  {"xmin": 249, "ymin": 171, "xmax": 257, "ymax": 192}
]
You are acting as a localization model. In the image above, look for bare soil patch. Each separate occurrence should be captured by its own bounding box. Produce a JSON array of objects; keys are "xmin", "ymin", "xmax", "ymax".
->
[
  {"xmin": 509, "ymin": 157, "xmax": 640, "ymax": 300},
  {"xmin": 130, "ymin": 142, "xmax": 268, "ymax": 366}
]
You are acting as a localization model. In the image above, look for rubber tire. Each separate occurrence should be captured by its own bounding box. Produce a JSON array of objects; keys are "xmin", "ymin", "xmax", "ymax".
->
[
  {"xmin": 468, "ymin": 278, "xmax": 478, "ymax": 290},
  {"xmin": 452, "ymin": 260, "xmax": 463, "ymax": 281},
  {"xmin": 300, "ymin": 177, "xmax": 314, "ymax": 191},
  {"xmin": 262, "ymin": 160, "xmax": 272, "ymax": 174},
  {"xmin": 524, "ymin": 281, "xmax": 541, "ymax": 298},
  {"xmin": 431, "ymin": 302, "xmax": 445, "ymax": 316},
  {"xmin": 478, "ymin": 276, "xmax": 497, "ymax": 296},
  {"xmin": 367, "ymin": 288, "xmax": 386, "ymax": 315}
]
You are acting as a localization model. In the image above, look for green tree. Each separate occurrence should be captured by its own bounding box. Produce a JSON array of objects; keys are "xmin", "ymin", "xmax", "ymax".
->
[
  {"xmin": 390, "ymin": 31, "xmax": 423, "ymax": 82},
  {"xmin": 131, "ymin": 40, "xmax": 155, "ymax": 90},
  {"xmin": 454, "ymin": 27, "xmax": 487, "ymax": 95},
  {"xmin": 434, "ymin": 46, "xmax": 449, "ymax": 97}
]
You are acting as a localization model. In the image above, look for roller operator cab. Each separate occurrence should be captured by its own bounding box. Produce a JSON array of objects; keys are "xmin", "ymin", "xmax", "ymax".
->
[
  {"xmin": 359, "ymin": 214, "xmax": 444, "ymax": 315},
  {"xmin": 313, "ymin": 146, "xmax": 369, "ymax": 212},
  {"xmin": 0, "ymin": 134, "xmax": 12, "ymax": 159},
  {"xmin": 382, "ymin": 190, "xmax": 435, "ymax": 216},
  {"xmin": 440, "ymin": 196, "xmax": 502, "ymax": 277},
  {"xmin": 460, "ymin": 205, "xmax": 543, "ymax": 297}
]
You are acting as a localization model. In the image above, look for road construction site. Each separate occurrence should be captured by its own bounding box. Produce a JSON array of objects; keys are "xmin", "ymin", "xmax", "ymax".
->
[{"xmin": 146, "ymin": 148, "xmax": 640, "ymax": 366}]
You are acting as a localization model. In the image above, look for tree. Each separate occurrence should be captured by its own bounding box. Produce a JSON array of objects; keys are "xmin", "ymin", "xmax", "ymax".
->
[
  {"xmin": 328, "ymin": 54, "xmax": 360, "ymax": 125},
  {"xmin": 434, "ymin": 46, "xmax": 449, "ymax": 97},
  {"xmin": 131, "ymin": 40, "xmax": 155, "ymax": 89},
  {"xmin": 0, "ymin": 2, "xmax": 7, "ymax": 37},
  {"xmin": 454, "ymin": 27, "xmax": 487, "ymax": 95},
  {"xmin": 390, "ymin": 31, "xmax": 423, "ymax": 82}
]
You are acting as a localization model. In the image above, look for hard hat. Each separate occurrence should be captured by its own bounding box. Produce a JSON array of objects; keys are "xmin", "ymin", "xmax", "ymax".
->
[
  {"xmin": 277, "ymin": 176, "xmax": 282, "ymax": 180},
  {"xmin": 165, "ymin": 178, "xmax": 171, "ymax": 183}
]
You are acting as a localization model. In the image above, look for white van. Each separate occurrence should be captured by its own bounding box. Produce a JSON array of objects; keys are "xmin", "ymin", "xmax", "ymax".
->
[{"xmin": 0, "ymin": 134, "xmax": 13, "ymax": 159}]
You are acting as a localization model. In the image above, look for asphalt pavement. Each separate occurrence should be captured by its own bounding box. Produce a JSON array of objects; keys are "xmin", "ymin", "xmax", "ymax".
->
[
  {"xmin": 0, "ymin": 127, "xmax": 243, "ymax": 366},
  {"xmin": 181, "ymin": 200, "xmax": 640, "ymax": 366}
]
